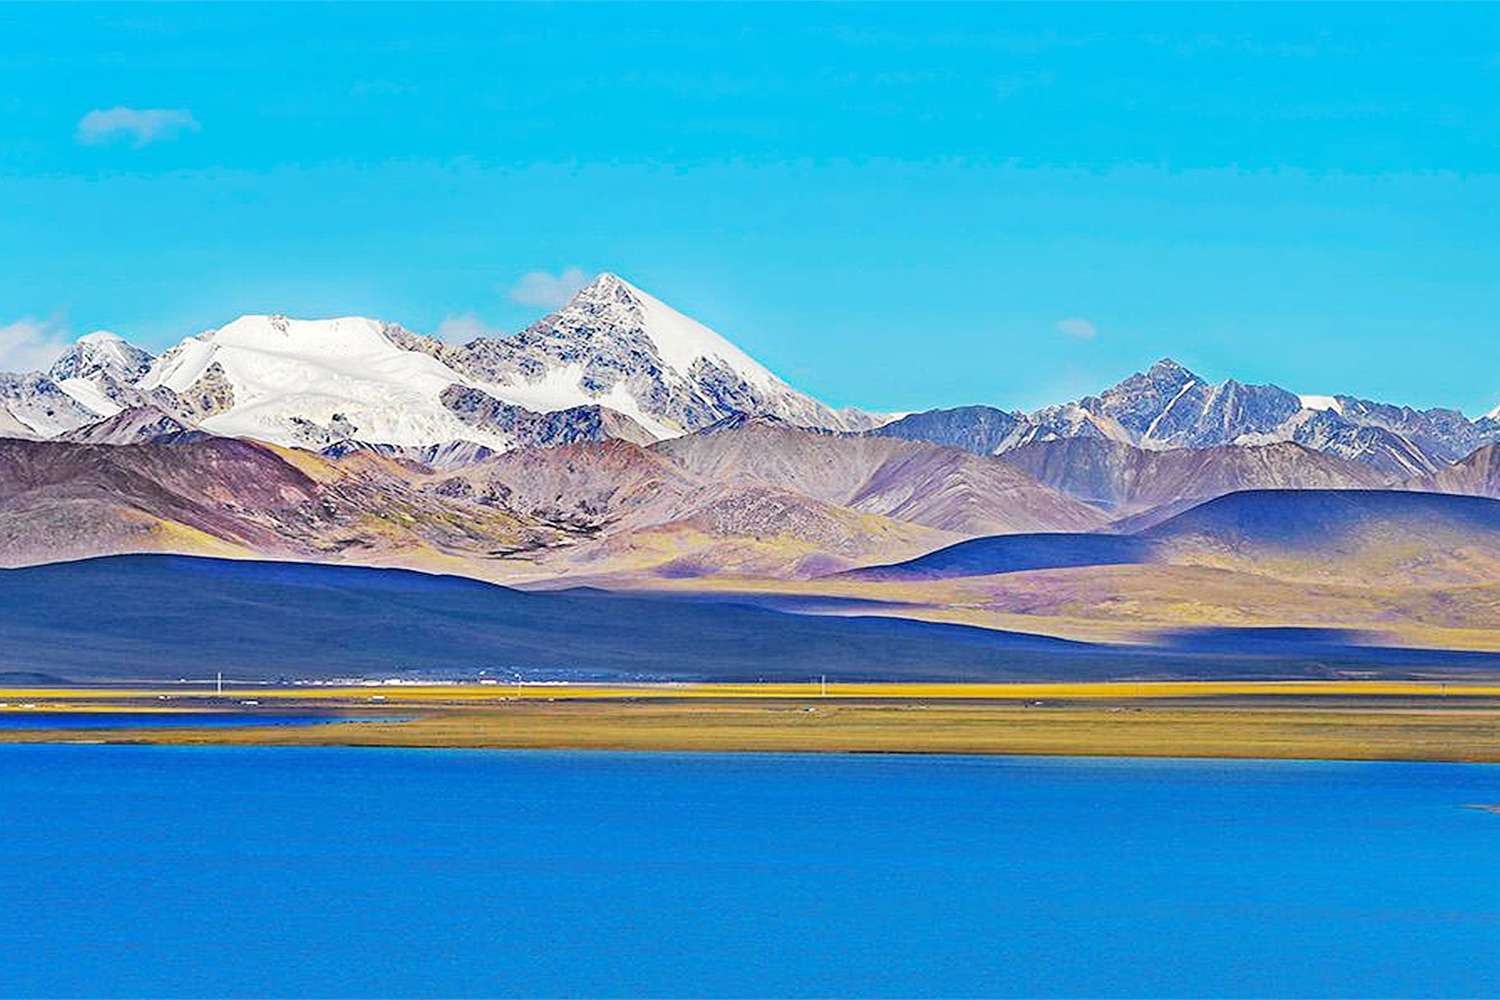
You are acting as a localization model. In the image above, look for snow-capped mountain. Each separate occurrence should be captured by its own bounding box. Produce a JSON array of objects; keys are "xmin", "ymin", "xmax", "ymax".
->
[
  {"xmin": 0, "ymin": 371, "xmax": 99, "ymax": 437},
  {"xmin": 1017, "ymin": 359, "xmax": 1305, "ymax": 451},
  {"xmin": 49, "ymin": 330, "xmax": 154, "ymax": 409},
  {"xmin": 403, "ymin": 272, "xmax": 880, "ymax": 438},
  {"xmin": 876, "ymin": 359, "xmax": 1500, "ymax": 479},
  {"xmin": 0, "ymin": 273, "xmax": 880, "ymax": 455},
  {"xmin": 138, "ymin": 314, "xmax": 518, "ymax": 450},
  {"xmin": 1, "ymin": 280, "xmax": 1497, "ymax": 482}
]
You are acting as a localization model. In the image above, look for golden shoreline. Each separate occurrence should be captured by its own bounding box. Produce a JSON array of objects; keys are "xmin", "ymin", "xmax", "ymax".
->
[{"xmin": 5, "ymin": 681, "xmax": 1500, "ymax": 762}]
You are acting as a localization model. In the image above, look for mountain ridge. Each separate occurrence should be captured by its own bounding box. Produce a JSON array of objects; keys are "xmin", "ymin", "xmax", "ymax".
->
[{"xmin": 4, "ymin": 283, "xmax": 1497, "ymax": 479}]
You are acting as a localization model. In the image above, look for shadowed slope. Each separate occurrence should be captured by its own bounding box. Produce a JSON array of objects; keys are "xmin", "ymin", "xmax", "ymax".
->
[
  {"xmin": 843, "ymin": 489, "xmax": 1500, "ymax": 588},
  {"xmin": 0, "ymin": 554, "xmax": 1110, "ymax": 682},
  {"xmin": 1140, "ymin": 489, "xmax": 1500, "ymax": 584},
  {"xmin": 843, "ymin": 534, "xmax": 1155, "ymax": 581},
  {"xmin": 7, "ymin": 554, "xmax": 1498, "ymax": 684}
]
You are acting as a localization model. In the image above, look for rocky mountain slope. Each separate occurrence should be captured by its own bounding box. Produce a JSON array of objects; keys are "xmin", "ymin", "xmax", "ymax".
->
[
  {"xmin": 0, "ymin": 417, "xmax": 1107, "ymax": 580},
  {"xmin": 869, "ymin": 405, "xmax": 1024, "ymax": 455},
  {"xmin": 875, "ymin": 359, "xmax": 1500, "ymax": 479},
  {"xmin": 652, "ymin": 416, "xmax": 1106, "ymax": 536},
  {"xmin": 412, "ymin": 418, "xmax": 1103, "ymax": 579},
  {"xmin": 1411, "ymin": 443, "xmax": 1500, "ymax": 499},
  {"xmin": 0, "ymin": 437, "xmax": 562, "ymax": 568},
  {"xmin": 996, "ymin": 437, "xmax": 1386, "ymax": 515}
]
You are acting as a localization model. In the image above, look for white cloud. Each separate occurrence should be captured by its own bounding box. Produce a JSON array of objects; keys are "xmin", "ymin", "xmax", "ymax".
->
[
  {"xmin": 508, "ymin": 267, "xmax": 589, "ymax": 309},
  {"xmin": 1056, "ymin": 317, "xmax": 1097, "ymax": 340},
  {"xmin": 76, "ymin": 107, "xmax": 200, "ymax": 147},
  {"xmin": 436, "ymin": 312, "xmax": 505, "ymax": 342},
  {"xmin": 0, "ymin": 318, "xmax": 72, "ymax": 373}
]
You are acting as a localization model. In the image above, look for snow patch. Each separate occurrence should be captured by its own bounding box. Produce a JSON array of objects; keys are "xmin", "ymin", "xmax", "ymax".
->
[
  {"xmin": 1299, "ymin": 394, "xmax": 1342, "ymax": 414},
  {"xmin": 615, "ymin": 276, "xmax": 779, "ymax": 393},
  {"xmin": 56, "ymin": 377, "xmax": 122, "ymax": 419}
]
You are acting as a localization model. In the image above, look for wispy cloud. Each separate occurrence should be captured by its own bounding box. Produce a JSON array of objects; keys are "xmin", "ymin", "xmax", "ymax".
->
[
  {"xmin": 436, "ymin": 312, "xmax": 505, "ymax": 342},
  {"xmin": 76, "ymin": 106, "xmax": 200, "ymax": 147},
  {"xmin": 1056, "ymin": 317, "xmax": 1097, "ymax": 340},
  {"xmin": 0, "ymin": 318, "xmax": 72, "ymax": 373},
  {"xmin": 508, "ymin": 267, "xmax": 589, "ymax": 309}
]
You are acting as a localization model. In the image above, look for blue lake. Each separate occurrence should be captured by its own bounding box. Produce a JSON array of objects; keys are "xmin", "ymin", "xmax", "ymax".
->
[
  {"xmin": 0, "ymin": 712, "xmax": 365, "ymax": 730},
  {"xmin": 0, "ymin": 747, "xmax": 1497, "ymax": 998}
]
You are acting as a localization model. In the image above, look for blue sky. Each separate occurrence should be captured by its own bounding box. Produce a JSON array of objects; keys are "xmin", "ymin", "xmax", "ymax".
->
[{"xmin": 2, "ymin": 4, "xmax": 1499, "ymax": 414}]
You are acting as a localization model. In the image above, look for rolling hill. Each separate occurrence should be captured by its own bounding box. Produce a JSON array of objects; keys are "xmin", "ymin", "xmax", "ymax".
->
[
  {"xmin": 845, "ymin": 489, "xmax": 1500, "ymax": 588},
  {"xmin": 7, "ymin": 553, "xmax": 1497, "ymax": 684}
]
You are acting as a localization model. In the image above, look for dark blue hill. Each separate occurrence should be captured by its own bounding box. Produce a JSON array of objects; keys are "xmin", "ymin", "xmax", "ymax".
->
[
  {"xmin": 844, "ymin": 489, "xmax": 1500, "ymax": 582},
  {"xmin": 0, "ymin": 554, "xmax": 1109, "ymax": 683},
  {"xmin": 8, "ymin": 553, "xmax": 1499, "ymax": 684},
  {"xmin": 1139, "ymin": 488, "xmax": 1500, "ymax": 548},
  {"xmin": 842, "ymin": 533, "xmax": 1156, "ymax": 581}
]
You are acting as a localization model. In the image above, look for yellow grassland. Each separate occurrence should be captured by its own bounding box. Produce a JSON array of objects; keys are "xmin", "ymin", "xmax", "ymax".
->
[
  {"xmin": 6, "ymin": 680, "xmax": 1500, "ymax": 702},
  {"xmin": 4, "ymin": 682, "xmax": 1500, "ymax": 761}
]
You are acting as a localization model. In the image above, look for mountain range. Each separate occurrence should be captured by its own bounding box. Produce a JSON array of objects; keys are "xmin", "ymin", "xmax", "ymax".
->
[
  {"xmin": 875, "ymin": 358, "xmax": 1500, "ymax": 480},
  {"xmin": 6, "ymin": 272, "xmax": 1499, "ymax": 479},
  {"xmin": 1, "ymin": 274, "xmax": 880, "ymax": 460},
  {"xmin": 7, "ymin": 271, "xmax": 1500, "ymax": 632}
]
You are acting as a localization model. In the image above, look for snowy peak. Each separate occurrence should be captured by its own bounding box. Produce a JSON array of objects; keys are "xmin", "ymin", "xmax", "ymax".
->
[
  {"xmin": 138, "ymin": 313, "xmax": 526, "ymax": 450},
  {"xmin": 1298, "ymin": 394, "xmax": 1343, "ymax": 414},
  {"xmin": 0, "ymin": 276, "xmax": 887, "ymax": 454},
  {"xmin": 1143, "ymin": 358, "xmax": 1204, "ymax": 386},
  {"xmin": 876, "ymin": 357, "xmax": 1500, "ymax": 479},
  {"xmin": 447, "ymin": 272, "xmax": 881, "ymax": 437},
  {"xmin": 113, "ymin": 282, "xmax": 881, "ymax": 456},
  {"xmin": 49, "ymin": 330, "xmax": 153, "ymax": 384},
  {"xmin": 577, "ymin": 273, "xmax": 779, "ymax": 391},
  {"xmin": 47, "ymin": 334, "xmax": 151, "ymax": 386},
  {"xmin": 143, "ymin": 315, "xmax": 405, "ymax": 394}
]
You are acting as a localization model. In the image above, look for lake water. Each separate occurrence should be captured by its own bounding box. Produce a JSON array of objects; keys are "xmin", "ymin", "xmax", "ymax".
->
[
  {"xmin": 0, "ymin": 747, "xmax": 1497, "ymax": 998},
  {"xmin": 0, "ymin": 712, "xmax": 365, "ymax": 729}
]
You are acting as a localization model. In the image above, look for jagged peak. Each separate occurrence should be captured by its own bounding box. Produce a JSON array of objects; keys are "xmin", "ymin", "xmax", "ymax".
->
[
  {"xmin": 564, "ymin": 271, "xmax": 635, "ymax": 308},
  {"xmin": 538, "ymin": 273, "xmax": 783, "ymax": 394},
  {"xmin": 1145, "ymin": 357, "xmax": 1203, "ymax": 383},
  {"xmin": 48, "ymin": 329, "xmax": 154, "ymax": 382},
  {"xmin": 587, "ymin": 270, "xmax": 627, "ymax": 290}
]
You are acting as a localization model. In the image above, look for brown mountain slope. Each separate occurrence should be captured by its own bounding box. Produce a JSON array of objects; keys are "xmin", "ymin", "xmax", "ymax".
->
[
  {"xmin": 422, "ymin": 437, "xmax": 960, "ymax": 580},
  {"xmin": 1413, "ymin": 443, "xmax": 1500, "ymax": 498},
  {"xmin": 0, "ymin": 417, "xmax": 1106, "ymax": 582},
  {"xmin": 998, "ymin": 437, "xmax": 1386, "ymax": 515},
  {"xmin": 0, "ymin": 438, "xmax": 560, "ymax": 568},
  {"xmin": 653, "ymin": 416, "xmax": 1106, "ymax": 535},
  {"xmin": 426, "ymin": 439, "xmax": 697, "ymax": 531},
  {"xmin": 547, "ymin": 484, "xmax": 957, "ymax": 581},
  {"xmin": 61, "ymin": 406, "xmax": 201, "ymax": 445}
]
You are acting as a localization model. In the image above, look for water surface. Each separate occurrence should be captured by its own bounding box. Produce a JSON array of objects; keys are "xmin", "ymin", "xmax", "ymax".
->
[
  {"xmin": 0, "ymin": 711, "xmax": 359, "ymax": 730},
  {"xmin": 0, "ymin": 747, "xmax": 1496, "ymax": 998}
]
